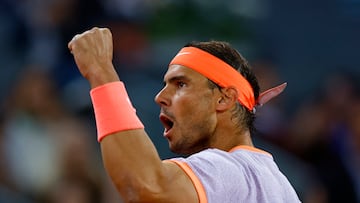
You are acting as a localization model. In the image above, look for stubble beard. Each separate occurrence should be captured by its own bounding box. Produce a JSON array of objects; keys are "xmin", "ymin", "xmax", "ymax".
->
[{"xmin": 170, "ymin": 120, "xmax": 214, "ymax": 156}]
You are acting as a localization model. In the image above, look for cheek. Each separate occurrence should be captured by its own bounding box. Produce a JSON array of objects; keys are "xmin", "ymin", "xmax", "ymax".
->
[
  {"xmin": 173, "ymin": 97, "xmax": 194, "ymax": 119},
  {"xmin": 171, "ymin": 86, "xmax": 217, "ymax": 119},
  {"xmin": 175, "ymin": 94, "xmax": 215, "ymax": 123}
]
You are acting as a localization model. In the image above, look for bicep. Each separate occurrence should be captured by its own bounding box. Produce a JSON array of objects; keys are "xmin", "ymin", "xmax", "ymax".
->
[
  {"xmin": 161, "ymin": 161, "xmax": 199, "ymax": 203},
  {"xmin": 99, "ymin": 130, "xmax": 199, "ymax": 202}
]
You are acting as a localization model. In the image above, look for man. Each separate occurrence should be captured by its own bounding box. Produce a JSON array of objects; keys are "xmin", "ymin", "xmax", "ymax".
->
[{"xmin": 68, "ymin": 27, "xmax": 301, "ymax": 202}]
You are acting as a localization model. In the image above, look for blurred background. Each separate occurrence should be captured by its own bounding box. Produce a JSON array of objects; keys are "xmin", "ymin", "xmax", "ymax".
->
[{"xmin": 0, "ymin": 0, "xmax": 359, "ymax": 202}]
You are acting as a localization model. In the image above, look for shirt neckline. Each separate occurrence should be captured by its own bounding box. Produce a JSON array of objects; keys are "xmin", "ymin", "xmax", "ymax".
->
[{"xmin": 228, "ymin": 145, "xmax": 272, "ymax": 157}]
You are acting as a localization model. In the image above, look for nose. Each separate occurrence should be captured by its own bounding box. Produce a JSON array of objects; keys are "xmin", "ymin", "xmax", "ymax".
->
[{"xmin": 154, "ymin": 87, "xmax": 170, "ymax": 107}]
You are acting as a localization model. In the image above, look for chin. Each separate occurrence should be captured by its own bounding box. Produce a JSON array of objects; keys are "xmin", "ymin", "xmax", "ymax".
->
[
  {"xmin": 168, "ymin": 138, "xmax": 203, "ymax": 155},
  {"xmin": 169, "ymin": 145, "xmax": 195, "ymax": 156},
  {"xmin": 169, "ymin": 144, "xmax": 185, "ymax": 155}
]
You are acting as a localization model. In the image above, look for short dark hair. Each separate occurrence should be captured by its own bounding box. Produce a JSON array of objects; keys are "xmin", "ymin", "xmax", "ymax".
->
[{"xmin": 184, "ymin": 41, "xmax": 260, "ymax": 134}]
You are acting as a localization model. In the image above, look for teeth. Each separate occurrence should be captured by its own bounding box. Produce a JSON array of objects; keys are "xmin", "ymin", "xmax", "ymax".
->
[
  {"xmin": 160, "ymin": 114, "xmax": 173, "ymax": 133},
  {"xmin": 164, "ymin": 120, "xmax": 172, "ymax": 132}
]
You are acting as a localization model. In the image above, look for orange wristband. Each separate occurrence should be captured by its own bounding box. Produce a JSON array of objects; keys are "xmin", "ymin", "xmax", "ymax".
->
[{"xmin": 90, "ymin": 81, "xmax": 144, "ymax": 142}]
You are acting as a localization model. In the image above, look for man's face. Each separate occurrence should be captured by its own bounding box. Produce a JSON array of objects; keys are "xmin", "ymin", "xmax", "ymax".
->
[{"xmin": 155, "ymin": 65, "xmax": 219, "ymax": 155}]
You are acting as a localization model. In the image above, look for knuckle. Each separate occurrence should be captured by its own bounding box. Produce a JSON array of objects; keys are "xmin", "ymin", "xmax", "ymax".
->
[{"xmin": 101, "ymin": 27, "xmax": 109, "ymax": 32}]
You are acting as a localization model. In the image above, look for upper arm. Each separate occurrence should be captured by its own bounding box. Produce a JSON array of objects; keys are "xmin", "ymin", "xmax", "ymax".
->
[
  {"xmin": 99, "ymin": 130, "xmax": 200, "ymax": 203},
  {"xmin": 160, "ymin": 161, "xmax": 200, "ymax": 203}
]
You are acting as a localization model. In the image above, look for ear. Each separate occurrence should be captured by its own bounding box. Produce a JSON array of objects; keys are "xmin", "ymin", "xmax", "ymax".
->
[
  {"xmin": 257, "ymin": 82, "xmax": 287, "ymax": 106},
  {"xmin": 216, "ymin": 87, "xmax": 238, "ymax": 111}
]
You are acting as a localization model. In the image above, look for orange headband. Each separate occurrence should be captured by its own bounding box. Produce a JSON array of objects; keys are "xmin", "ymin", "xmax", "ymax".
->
[{"xmin": 170, "ymin": 46, "xmax": 255, "ymax": 111}]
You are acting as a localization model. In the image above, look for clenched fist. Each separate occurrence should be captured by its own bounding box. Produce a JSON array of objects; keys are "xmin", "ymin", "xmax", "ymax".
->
[{"xmin": 68, "ymin": 27, "xmax": 120, "ymax": 88}]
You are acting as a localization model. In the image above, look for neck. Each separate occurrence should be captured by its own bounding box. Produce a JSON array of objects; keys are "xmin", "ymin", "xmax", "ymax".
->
[
  {"xmin": 211, "ymin": 114, "xmax": 254, "ymax": 151},
  {"xmin": 220, "ymin": 130, "xmax": 254, "ymax": 151}
]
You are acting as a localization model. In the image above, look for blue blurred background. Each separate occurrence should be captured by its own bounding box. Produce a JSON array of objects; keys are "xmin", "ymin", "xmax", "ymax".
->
[{"xmin": 0, "ymin": 0, "xmax": 359, "ymax": 202}]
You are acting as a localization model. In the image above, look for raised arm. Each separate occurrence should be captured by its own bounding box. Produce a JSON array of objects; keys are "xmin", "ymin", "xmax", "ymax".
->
[{"xmin": 68, "ymin": 27, "xmax": 198, "ymax": 202}]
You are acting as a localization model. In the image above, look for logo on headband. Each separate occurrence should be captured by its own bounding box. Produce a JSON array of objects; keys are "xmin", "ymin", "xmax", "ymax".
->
[{"xmin": 176, "ymin": 52, "xmax": 191, "ymax": 56}]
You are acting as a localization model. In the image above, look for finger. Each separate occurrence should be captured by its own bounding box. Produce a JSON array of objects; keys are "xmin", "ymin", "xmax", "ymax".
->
[
  {"xmin": 68, "ymin": 40, "xmax": 73, "ymax": 53},
  {"xmin": 68, "ymin": 34, "xmax": 80, "ymax": 53},
  {"xmin": 101, "ymin": 28, "xmax": 112, "ymax": 38}
]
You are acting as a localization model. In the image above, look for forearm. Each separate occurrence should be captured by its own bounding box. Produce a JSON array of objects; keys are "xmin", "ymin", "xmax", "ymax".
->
[{"xmin": 90, "ymin": 81, "xmax": 170, "ymax": 201}]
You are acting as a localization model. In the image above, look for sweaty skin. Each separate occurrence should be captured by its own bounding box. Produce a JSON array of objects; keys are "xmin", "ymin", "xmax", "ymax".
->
[{"xmin": 68, "ymin": 27, "xmax": 252, "ymax": 202}]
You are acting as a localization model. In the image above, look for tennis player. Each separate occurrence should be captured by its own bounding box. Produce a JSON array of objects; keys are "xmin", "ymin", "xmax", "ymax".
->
[{"xmin": 68, "ymin": 27, "xmax": 301, "ymax": 203}]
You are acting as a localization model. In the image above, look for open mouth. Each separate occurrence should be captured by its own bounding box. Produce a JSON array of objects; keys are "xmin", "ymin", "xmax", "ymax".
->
[{"xmin": 159, "ymin": 114, "xmax": 174, "ymax": 133}]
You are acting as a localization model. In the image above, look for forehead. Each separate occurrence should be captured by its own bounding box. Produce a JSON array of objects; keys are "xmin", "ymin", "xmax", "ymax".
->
[{"xmin": 163, "ymin": 64, "xmax": 208, "ymax": 82}]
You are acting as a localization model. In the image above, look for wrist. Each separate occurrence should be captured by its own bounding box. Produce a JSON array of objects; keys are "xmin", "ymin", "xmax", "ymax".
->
[
  {"xmin": 90, "ymin": 81, "xmax": 144, "ymax": 142},
  {"xmin": 87, "ymin": 63, "xmax": 120, "ymax": 89}
]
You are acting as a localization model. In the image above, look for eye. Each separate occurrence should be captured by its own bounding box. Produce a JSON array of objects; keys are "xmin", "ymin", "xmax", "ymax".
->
[{"xmin": 177, "ymin": 81, "xmax": 186, "ymax": 88}]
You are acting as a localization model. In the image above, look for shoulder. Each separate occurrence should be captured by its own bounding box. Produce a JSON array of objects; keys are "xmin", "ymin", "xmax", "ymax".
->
[
  {"xmin": 182, "ymin": 147, "xmax": 273, "ymax": 170},
  {"xmin": 168, "ymin": 148, "xmax": 300, "ymax": 202},
  {"xmin": 170, "ymin": 148, "xmax": 255, "ymax": 201}
]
